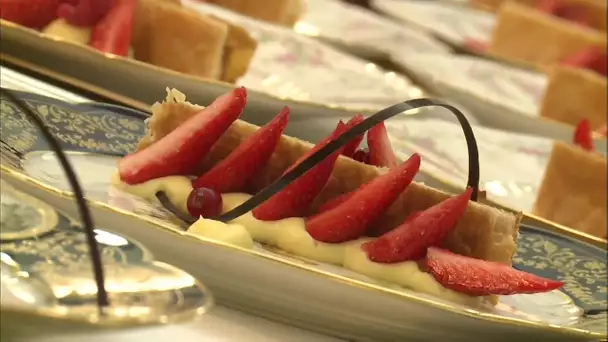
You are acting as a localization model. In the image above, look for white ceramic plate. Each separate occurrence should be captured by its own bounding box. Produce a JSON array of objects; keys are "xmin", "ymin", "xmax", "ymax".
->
[
  {"xmin": 372, "ymin": 0, "xmax": 495, "ymax": 48},
  {"xmin": 182, "ymin": 0, "xmax": 420, "ymax": 111},
  {"xmin": 296, "ymin": 0, "xmax": 451, "ymax": 61}
]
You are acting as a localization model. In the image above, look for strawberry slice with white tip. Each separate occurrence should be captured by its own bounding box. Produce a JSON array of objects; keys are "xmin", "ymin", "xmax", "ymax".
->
[
  {"xmin": 118, "ymin": 87, "xmax": 247, "ymax": 184},
  {"xmin": 252, "ymin": 122, "xmax": 347, "ymax": 221},
  {"xmin": 193, "ymin": 107, "xmax": 289, "ymax": 193},
  {"xmin": 426, "ymin": 247, "xmax": 564, "ymax": 296},
  {"xmin": 367, "ymin": 122, "xmax": 398, "ymax": 169},
  {"xmin": 362, "ymin": 187, "xmax": 473, "ymax": 263},
  {"xmin": 306, "ymin": 153, "xmax": 421, "ymax": 243}
]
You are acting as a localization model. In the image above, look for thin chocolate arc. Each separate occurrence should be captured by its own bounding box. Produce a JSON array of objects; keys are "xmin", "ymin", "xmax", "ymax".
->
[
  {"xmin": 215, "ymin": 98, "xmax": 480, "ymax": 223},
  {"xmin": 0, "ymin": 88, "xmax": 110, "ymax": 311}
]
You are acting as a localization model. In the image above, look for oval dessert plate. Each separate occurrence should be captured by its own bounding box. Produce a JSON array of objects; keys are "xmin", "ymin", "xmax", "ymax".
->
[
  {"xmin": 1, "ymin": 90, "xmax": 606, "ymax": 341},
  {"xmin": 372, "ymin": 0, "xmax": 495, "ymax": 49},
  {"xmin": 295, "ymin": 0, "xmax": 451, "ymax": 62}
]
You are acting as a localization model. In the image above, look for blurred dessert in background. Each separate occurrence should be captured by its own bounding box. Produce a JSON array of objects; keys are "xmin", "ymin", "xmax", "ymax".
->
[
  {"xmin": 539, "ymin": 63, "xmax": 606, "ymax": 130},
  {"xmin": 533, "ymin": 122, "xmax": 607, "ymax": 239},
  {"xmin": 487, "ymin": 1, "xmax": 606, "ymax": 67},
  {"xmin": 0, "ymin": 0, "xmax": 256, "ymax": 83},
  {"xmin": 471, "ymin": 0, "xmax": 606, "ymax": 32},
  {"xmin": 201, "ymin": 0, "xmax": 304, "ymax": 27}
]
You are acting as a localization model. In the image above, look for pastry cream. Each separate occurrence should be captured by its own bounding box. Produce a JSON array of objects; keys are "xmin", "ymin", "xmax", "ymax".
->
[
  {"xmin": 112, "ymin": 175, "xmax": 477, "ymax": 305},
  {"xmin": 43, "ymin": 19, "xmax": 92, "ymax": 45}
]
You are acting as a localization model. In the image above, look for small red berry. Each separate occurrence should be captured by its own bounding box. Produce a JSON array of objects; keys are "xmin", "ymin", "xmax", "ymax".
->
[
  {"xmin": 187, "ymin": 187, "xmax": 223, "ymax": 218},
  {"xmin": 352, "ymin": 149, "xmax": 369, "ymax": 164}
]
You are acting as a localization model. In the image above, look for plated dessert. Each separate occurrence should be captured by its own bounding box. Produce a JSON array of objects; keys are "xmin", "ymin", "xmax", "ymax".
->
[
  {"xmin": 487, "ymin": 1, "xmax": 606, "ymax": 67},
  {"xmin": 201, "ymin": 0, "xmax": 304, "ymax": 27},
  {"xmin": 0, "ymin": 0, "xmax": 256, "ymax": 82},
  {"xmin": 112, "ymin": 87, "xmax": 564, "ymax": 307},
  {"xmin": 534, "ymin": 120, "xmax": 607, "ymax": 239}
]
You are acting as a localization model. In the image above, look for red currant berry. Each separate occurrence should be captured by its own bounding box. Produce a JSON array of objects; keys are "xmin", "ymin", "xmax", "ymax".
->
[
  {"xmin": 352, "ymin": 149, "xmax": 369, "ymax": 164},
  {"xmin": 187, "ymin": 187, "xmax": 223, "ymax": 218}
]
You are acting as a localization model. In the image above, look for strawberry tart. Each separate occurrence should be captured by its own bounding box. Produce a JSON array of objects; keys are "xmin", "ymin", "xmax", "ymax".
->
[
  {"xmin": 0, "ymin": 0, "xmax": 256, "ymax": 82},
  {"xmin": 534, "ymin": 120, "xmax": 607, "ymax": 239},
  {"xmin": 112, "ymin": 88, "xmax": 564, "ymax": 306},
  {"xmin": 486, "ymin": 1, "xmax": 606, "ymax": 67}
]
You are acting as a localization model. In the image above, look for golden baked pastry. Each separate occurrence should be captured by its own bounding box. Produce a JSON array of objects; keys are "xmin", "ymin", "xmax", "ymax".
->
[
  {"xmin": 534, "ymin": 141, "xmax": 607, "ymax": 238},
  {"xmin": 205, "ymin": 0, "xmax": 305, "ymax": 27},
  {"xmin": 539, "ymin": 65, "xmax": 607, "ymax": 129},
  {"xmin": 472, "ymin": 0, "xmax": 606, "ymax": 32},
  {"xmin": 487, "ymin": 1, "xmax": 606, "ymax": 67},
  {"xmin": 133, "ymin": 0, "xmax": 257, "ymax": 82}
]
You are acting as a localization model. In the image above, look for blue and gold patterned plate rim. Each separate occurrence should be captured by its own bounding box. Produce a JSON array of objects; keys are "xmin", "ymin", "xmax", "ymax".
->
[{"xmin": 1, "ymin": 90, "xmax": 606, "ymax": 339}]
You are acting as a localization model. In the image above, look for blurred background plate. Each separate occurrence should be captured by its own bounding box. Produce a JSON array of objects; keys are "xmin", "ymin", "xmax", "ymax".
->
[
  {"xmin": 295, "ymin": 0, "xmax": 451, "ymax": 62},
  {"xmin": 182, "ymin": 0, "xmax": 421, "ymax": 111},
  {"xmin": 392, "ymin": 52, "xmax": 608, "ymax": 149},
  {"xmin": 372, "ymin": 0, "xmax": 494, "ymax": 49}
]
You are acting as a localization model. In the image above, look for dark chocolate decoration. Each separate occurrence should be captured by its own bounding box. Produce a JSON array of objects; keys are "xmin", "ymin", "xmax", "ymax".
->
[
  {"xmin": 156, "ymin": 192, "xmax": 197, "ymax": 226},
  {"xmin": 215, "ymin": 98, "xmax": 480, "ymax": 223},
  {"xmin": 0, "ymin": 88, "xmax": 110, "ymax": 311}
]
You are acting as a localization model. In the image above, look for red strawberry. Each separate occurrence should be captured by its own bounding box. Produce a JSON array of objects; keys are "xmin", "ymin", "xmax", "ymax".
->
[
  {"xmin": 426, "ymin": 247, "xmax": 564, "ymax": 296},
  {"xmin": 561, "ymin": 47, "xmax": 607, "ymax": 76},
  {"xmin": 351, "ymin": 149, "xmax": 369, "ymax": 164},
  {"xmin": 342, "ymin": 114, "xmax": 365, "ymax": 158},
  {"xmin": 573, "ymin": 119, "xmax": 594, "ymax": 151},
  {"xmin": 306, "ymin": 153, "xmax": 421, "ymax": 243},
  {"xmin": 367, "ymin": 122, "xmax": 398, "ymax": 169},
  {"xmin": 57, "ymin": 0, "xmax": 113, "ymax": 27},
  {"xmin": 89, "ymin": 0, "xmax": 136, "ymax": 56},
  {"xmin": 252, "ymin": 122, "xmax": 347, "ymax": 221},
  {"xmin": 0, "ymin": 0, "xmax": 62, "ymax": 29},
  {"xmin": 316, "ymin": 191, "xmax": 356, "ymax": 214},
  {"xmin": 118, "ymin": 88, "xmax": 247, "ymax": 184},
  {"xmin": 362, "ymin": 187, "xmax": 472, "ymax": 263},
  {"xmin": 193, "ymin": 107, "xmax": 289, "ymax": 193}
]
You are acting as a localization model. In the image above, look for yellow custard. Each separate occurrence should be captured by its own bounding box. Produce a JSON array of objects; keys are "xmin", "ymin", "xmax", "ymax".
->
[
  {"xmin": 43, "ymin": 19, "xmax": 92, "ymax": 45},
  {"xmin": 112, "ymin": 174, "xmax": 477, "ymax": 305}
]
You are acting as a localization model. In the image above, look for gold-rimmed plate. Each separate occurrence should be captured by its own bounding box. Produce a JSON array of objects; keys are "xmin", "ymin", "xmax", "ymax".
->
[{"xmin": 1, "ymin": 90, "xmax": 606, "ymax": 342}]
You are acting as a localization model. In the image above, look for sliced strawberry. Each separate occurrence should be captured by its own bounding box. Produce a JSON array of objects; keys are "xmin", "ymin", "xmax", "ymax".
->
[
  {"xmin": 426, "ymin": 247, "xmax": 564, "ymax": 296},
  {"xmin": 57, "ymin": 0, "xmax": 113, "ymax": 27},
  {"xmin": 0, "ymin": 0, "xmax": 62, "ymax": 29},
  {"xmin": 118, "ymin": 88, "xmax": 247, "ymax": 184},
  {"xmin": 367, "ymin": 122, "xmax": 398, "ymax": 169},
  {"xmin": 362, "ymin": 187, "xmax": 472, "ymax": 263},
  {"xmin": 306, "ymin": 153, "xmax": 421, "ymax": 243},
  {"xmin": 193, "ymin": 107, "xmax": 289, "ymax": 193},
  {"xmin": 252, "ymin": 122, "xmax": 347, "ymax": 221},
  {"xmin": 89, "ymin": 0, "xmax": 136, "ymax": 56},
  {"xmin": 573, "ymin": 119, "xmax": 594, "ymax": 151},
  {"xmin": 342, "ymin": 114, "xmax": 365, "ymax": 158},
  {"xmin": 316, "ymin": 190, "xmax": 356, "ymax": 214},
  {"xmin": 351, "ymin": 149, "xmax": 369, "ymax": 164},
  {"xmin": 561, "ymin": 47, "xmax": 608, "ymax": 76}
]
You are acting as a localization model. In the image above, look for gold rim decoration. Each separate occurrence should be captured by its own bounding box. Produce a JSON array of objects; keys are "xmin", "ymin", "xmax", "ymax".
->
[{"xmin": 1, "ymin": 165, "xmax": 605, "ymax": 340}]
